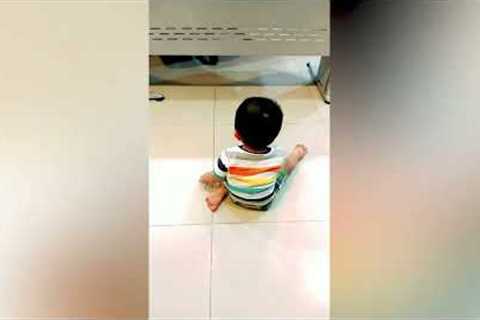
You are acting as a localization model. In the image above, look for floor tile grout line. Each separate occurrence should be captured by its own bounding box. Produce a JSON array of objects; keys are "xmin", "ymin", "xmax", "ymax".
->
[
  {"xmin": 208, "ymin": 222, "xmax": 214, "ymax": 320},
  {"xmin": 212, "ymin": 219, "xmax": 328, "ymax": 225},
  {"xmin": 149, "ymin": 218, "xmax": 328, "ymax": 228},
  {"xmin": 149, "ymin": 223, "xmax": 211, "ymax": 228},
  {"xmin": 208, "ymin": 87, "xmax": 217, "ymax": 320}
]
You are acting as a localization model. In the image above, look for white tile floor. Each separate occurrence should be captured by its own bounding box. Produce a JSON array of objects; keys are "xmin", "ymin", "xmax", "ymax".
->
[{"xmin": 149, "ymin": 86, "xmax": 329, "ymax": 320}]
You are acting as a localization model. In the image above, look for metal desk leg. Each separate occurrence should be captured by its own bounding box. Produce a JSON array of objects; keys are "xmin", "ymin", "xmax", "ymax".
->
[{"xmin": 307, "ymin": 56, "xmax": 331, "ymax": 104}]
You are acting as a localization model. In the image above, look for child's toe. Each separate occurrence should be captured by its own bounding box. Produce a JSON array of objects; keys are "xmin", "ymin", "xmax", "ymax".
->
[{"xmin": 207, "ymin": 202, "xmax": 217, "ymax": 212}]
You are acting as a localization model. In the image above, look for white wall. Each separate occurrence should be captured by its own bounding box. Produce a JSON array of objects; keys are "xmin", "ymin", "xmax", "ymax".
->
[{"xmin": 0, "ymin": 2, "xmax": 148, "ymax": 318}]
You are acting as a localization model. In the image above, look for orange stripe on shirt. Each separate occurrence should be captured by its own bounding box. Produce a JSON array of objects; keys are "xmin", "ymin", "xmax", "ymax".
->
[
  {"xmin": 228, "ymin": 165, "xmax": 282, "ymax": 176},
  {"xmin": 229, "ymin": 175, "xmax": 276, "ymax": 186}
]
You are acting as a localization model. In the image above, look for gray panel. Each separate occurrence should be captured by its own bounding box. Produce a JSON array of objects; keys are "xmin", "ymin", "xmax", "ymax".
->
[{"xmin": 150, "ymin": 0, "xmax": 330, "ymax": 55}]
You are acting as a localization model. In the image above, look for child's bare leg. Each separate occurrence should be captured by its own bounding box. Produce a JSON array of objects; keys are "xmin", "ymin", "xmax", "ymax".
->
[
  {"xmin": 199, "ymin": 171, "xmax": 223, "ymax": 188},
  {"xmin": 206, "ymin": 184, "xmax": 228, "ymax": 212},
  {"xmin": 284, "ymin": 144, "xmax": 308, "ymax": 174}
]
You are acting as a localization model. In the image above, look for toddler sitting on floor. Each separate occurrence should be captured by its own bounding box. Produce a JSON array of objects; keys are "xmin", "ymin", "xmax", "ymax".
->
[{"xmin": 200, "ymin": 97, "xmax": 308, "ymax": 212}]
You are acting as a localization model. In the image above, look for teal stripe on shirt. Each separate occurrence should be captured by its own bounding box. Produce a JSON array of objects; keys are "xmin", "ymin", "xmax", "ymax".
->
[{"xmin": 226, "ymin": 182, "xmax": 274, "ymax": 195}]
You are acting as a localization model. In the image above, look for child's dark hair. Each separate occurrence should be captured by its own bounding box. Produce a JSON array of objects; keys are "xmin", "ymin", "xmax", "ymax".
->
[{"xmin": 234, "ymin": 97, "xmax": 283, "ymax": 150}]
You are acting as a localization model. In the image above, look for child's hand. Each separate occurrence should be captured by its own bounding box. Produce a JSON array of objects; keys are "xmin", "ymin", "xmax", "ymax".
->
[{"xmin": 294, "ymin": 144, "xmax": 308, "ymax": 160}]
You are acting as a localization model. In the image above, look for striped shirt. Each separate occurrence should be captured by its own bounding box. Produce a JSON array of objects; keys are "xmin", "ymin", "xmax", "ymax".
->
[{"xmin": 214, "ymin": 145, "xmax": 287, "ymax": 208}]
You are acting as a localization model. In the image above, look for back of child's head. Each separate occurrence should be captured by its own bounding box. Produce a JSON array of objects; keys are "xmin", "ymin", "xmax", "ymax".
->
[{"xmin": 234, "ymin": 97, "xmax": 283, "ymax": 150}]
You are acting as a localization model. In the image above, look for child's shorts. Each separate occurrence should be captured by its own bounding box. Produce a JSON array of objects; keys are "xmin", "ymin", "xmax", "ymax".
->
[{"xmin": 230, "ymin": 169, "xmax": 288, "ymax": 211}]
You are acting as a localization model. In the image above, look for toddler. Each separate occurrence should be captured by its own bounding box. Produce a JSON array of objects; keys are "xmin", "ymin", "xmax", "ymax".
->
[{"xmin": 200, "ymin": 97, "xmax": 308, "ymax": 212}]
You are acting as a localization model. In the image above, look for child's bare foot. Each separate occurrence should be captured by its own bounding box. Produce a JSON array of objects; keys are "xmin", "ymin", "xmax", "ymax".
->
[
  {"xmin": 199, "ymin": 172, "xmax": 222, "ymax": 188},
  {"xmin": 205, "ymin": 186, "xmax": 228, "ymax": 212},
  {"xmin": 284, "ymin": 144, "xmax": 309, "ymax": 174}
]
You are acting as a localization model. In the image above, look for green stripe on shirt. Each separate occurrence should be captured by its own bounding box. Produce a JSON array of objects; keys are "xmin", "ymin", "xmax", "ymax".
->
[{"xmin": 226, "ymin": 182, "xmax": 274, "ymax": 195}]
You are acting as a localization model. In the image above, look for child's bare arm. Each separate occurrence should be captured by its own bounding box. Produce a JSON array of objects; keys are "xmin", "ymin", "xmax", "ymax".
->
[{"xmin": 283, "ymin": 144, "xmax": 308, "ymax": 174}]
